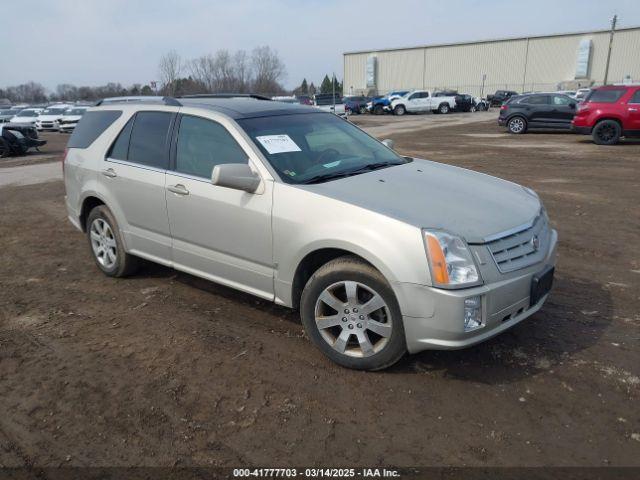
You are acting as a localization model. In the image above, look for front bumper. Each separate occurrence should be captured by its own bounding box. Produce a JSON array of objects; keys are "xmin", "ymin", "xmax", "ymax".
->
[
  {"xmin": 37, "ymin": 121, "xmax": 59, "ymax": 130},
  {"xmin": 396, "ymin": 229, "xmax": 558, "ymax": 353}
]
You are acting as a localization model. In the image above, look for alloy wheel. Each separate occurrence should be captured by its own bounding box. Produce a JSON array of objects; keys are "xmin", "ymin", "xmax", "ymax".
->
[
  {"xmin": 509, "ymin": 117, "xmax": 525, "ymax": 133},
  {"xmin": 90, "ymin": 218, "xmax": 117, "ymax": 269},
  {"xmin": 314, "ymin": 281, "xmax": 392, "ymax": 358},
  {"xmin": 597, "ymin": 124, "xmax": 615, "ymax": 142}
]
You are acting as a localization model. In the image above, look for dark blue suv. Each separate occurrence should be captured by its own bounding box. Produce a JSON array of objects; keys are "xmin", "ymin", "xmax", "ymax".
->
[{"xmin": 368, "ymin": 91, "xmax": 409, "ymax": 115}]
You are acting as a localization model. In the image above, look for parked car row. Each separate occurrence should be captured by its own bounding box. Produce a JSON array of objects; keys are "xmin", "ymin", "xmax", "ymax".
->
[
  {"xmin": 498, "ymin": 84, "xmax": 640, "ymax": 145},
  {"xmin": 0, "ymin": 104, "xmax": 90, "ymax": 133}
]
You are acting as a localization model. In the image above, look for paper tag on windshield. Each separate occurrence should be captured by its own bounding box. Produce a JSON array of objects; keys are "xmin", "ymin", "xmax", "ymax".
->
[{"xmin": 256, "ymin": 134, "xmax": 301, "ymax": 154}]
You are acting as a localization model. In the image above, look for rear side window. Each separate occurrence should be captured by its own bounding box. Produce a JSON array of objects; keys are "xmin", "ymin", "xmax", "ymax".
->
[
  {"xmin": 524, "ymin": 95, "xmax": 549, "ymax": 105},
  {"xmin": 107, "ymin": 117, "xmax": 134, "ymax": 160},
  {"xmin": 629, "ymin": 90, "xmax": 640, "ymax": 104},
  {"xmin": 67, "ymin": 110, "xmax": 122, "ymax": 149},
  {"xmin": 587, "ymin": 89, "xmax": 626, "ymax": 103},
  {"xmin": 127, "ymin": 112, "xmax": 173, "ymax": 169}
]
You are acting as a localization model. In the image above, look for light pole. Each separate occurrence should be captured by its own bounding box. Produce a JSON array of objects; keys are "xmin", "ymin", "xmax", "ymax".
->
[{"xmin": 603, "ymin": 14, "xmax": 617, "ymax": 85}]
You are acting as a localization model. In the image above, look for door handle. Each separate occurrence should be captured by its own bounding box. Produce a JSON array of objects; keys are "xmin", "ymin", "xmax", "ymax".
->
[
  {"xmin": 101, "ymin": 168, "xmax": 117, "ymax": 178},
  {"xmin": 629, "ymin": 108, "xmax": 638, "ymax": 112},
  {"xmin": 167, "ymin": 184, "xmax": 189, "ymax": 195}
]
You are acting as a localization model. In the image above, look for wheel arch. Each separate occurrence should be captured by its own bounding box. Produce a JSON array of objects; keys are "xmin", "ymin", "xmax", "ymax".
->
[
  {"xmin": 79, "ymin": 193, "xmax": 107, "ymax": 232},
  {"xmin": 284, "ymin": 240, "xmax": 402, "ymax": 310}
]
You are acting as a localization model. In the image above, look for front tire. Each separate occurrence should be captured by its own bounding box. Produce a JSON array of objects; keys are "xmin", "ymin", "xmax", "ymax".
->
[
  {"xmin": 86, "ymin": 205, "xmax": 138, "ymax": 277},
  {"xmin": 393, "ymin": 105, "xmax": 406, "ymax": 116},
  {"xmin": 373, "ymin": 104, "xmax": 384, "ymax": 115},
  {"xmin": 300, "ymin": 256, "xmax": 406, "ymax": 370},
  {"xmin": 507, "ymin": 116, "xmax": 527, "ymax": 134},
  {"xmin": 592, "ymin": 120, "xmax": 621, "ymax": 145}
]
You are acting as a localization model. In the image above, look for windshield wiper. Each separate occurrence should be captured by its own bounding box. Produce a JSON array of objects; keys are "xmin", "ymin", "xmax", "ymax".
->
[{"xmin": 302, "ymin": 161, "xmax": 404, "ymax": 184}]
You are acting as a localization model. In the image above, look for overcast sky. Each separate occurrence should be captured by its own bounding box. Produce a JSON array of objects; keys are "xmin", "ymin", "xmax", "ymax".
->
[{"xmin": 2, "ymin": 0, "xmax": 639, "ymax": 92}]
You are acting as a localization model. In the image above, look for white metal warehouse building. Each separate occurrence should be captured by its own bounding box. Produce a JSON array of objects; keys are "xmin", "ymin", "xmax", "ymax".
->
[{"xmin": 343, "ymin": 26, "xmax": 640, "ymax": 97}]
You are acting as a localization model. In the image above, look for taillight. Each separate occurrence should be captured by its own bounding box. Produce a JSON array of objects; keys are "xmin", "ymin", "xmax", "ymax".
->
[
  {"xmin": 500, "ymin": 105, "xmax": 508, "ymax": 111},
  {"xmin": 62, "ymin": 148, "xmax": 68, "ymax": 175}
]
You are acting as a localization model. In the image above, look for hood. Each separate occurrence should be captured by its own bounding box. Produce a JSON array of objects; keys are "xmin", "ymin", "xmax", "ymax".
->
[
  {"xmin": 12, "ymin": 117, "xmax": 36, "ymax": 123},
  {"xmin": 38, "ymin": 114, "xmax": 62, "ymax": 121},
  {"xmin": 300, "ymin": 159, "xmax": 541, "ymax": 244},
  {"xmin": 61, "ymin": 115, "xmax": 82, "ymax": 122}
]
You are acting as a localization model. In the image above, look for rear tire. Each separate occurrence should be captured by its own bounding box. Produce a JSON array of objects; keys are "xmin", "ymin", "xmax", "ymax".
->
[
  {"xmin": 0, "ymin": 138, "xmax": 9, "ymax": 158},
  {"xmin": 507, "ymin": 116, "xmax": 527, "ymax": 134},
  {"xmin": 359, "ymin": 106, "xmax": 367, "ymax": 115},
  {"xmin": 592, "ymin": 120, "xmax": 621, "ymax": 145},
  {"xmin": 300, "ymin": 256, "xmax": 406, "ymax": 371},
  {"xmin": 393, "ymin": 105, "xmax": 406, "ymax": 116},
  {"xmin": 86, "ymin": 205, "xmax": 139, "ymax": 277}
]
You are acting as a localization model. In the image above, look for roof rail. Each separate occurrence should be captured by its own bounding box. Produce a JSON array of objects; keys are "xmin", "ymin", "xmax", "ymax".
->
[
  {"xmin": 95, "ymin": 96, "xmax": 181, "ymax": 106},
  {"xmin": 179, "ymin": 94, "xmax": 272, "ymax": 101}
]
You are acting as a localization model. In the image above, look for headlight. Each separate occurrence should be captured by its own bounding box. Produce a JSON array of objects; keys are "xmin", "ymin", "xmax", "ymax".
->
[{"xmin": 423, "ymin": 230, "xmax": 481, "ymax": 288}]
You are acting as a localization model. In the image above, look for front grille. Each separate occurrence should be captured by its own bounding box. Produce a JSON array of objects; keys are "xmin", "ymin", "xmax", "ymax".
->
[{"xmin": 486, "ymin": 213, "xmax": 549, "ymax": 273}]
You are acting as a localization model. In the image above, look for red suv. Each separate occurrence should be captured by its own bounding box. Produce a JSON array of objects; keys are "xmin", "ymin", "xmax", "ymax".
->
[{"xmin": 572, "ymin": 85, "xmax": 640, "ymax": 145}]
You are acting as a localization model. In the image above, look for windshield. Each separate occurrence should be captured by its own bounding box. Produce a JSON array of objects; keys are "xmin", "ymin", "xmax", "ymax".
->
[
  {"xmin": 0, "ymin": 110, "xmax": 14, "ymax": 115},
  {"xmin": 42, "ymin": 108, "xmax": 66, "ymax": 115},
  {"xmin": 18, "ymin": 110, "xmax": 38, "ymax": 117},
  {"xmin": 238, "ymin": 113, "xmax": 406, "ymax": 184}
]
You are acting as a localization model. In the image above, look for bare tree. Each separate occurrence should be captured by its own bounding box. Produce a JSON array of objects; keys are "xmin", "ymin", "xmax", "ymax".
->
[
  {"xmin": 233, "ymin": 50, "xmax": 251, "ymax": 93},
  {"xmin": 251, "ymin": 46, "xmax": 286, "ymax": 95},
  {"xmin": 158, "ymin": 50, "xmax": 182, "ymax": 95}
]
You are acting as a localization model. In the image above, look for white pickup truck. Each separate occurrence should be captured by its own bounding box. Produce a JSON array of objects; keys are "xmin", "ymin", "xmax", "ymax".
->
[{"xmin": 390, "ymin": 90, "xmax": 456, "ymax": 115}]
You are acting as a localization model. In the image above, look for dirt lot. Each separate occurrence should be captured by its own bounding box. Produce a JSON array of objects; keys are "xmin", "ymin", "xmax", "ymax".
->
[{"xmin": 1, "ymin": 116, "xmax": 639, "ymax": 469}]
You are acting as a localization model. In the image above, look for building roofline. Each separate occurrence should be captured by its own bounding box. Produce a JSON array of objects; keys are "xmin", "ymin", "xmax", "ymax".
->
[{"xmin": 343, "ymin": 25, "xmax": 640, "ymax": 56}]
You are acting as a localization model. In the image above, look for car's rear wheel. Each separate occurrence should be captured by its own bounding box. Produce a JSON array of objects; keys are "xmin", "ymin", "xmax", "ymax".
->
[
  {"xmin": 359, "ymin": 106, "xmax": 367, "ymax": 114},
  {"xmin": 592, "ymin": 120, "xmax": 621, "ymax": 145},
  {"xmin": 507, "ymin": 116, "xmax": 527, "ymax": 134},
  {"xmin": 470, "ymin": 105, "xmax": 477, "ymax": 113},
  {"xmin": 393, "ymin": 105, "xmax": 406, "ymax": 116},
  {"xmin": 86, "ymin": 205, "xmax": 138, "ymax": 277},
  {"xmin": 438, "ymin": 103, "xmax": 450, "ymax": 114},
  {"xmin": 0, "ymin": 138, "xmax": 9, "ymax": 158},
  {"xmin": 300, "ymin": 256, "xmax": 406, "ymax": 370}
]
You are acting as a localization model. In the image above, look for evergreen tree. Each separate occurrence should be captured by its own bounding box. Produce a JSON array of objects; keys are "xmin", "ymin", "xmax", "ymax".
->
[
  {"xmin": 320, "ymin": 75, "xmax": 332, "ymax": 94},
  {"xmin": 300, "ymin": 78, "xmax": 308, "ymax": 95},
  {"xmin": 308, "ymin": 82, "xmax": 317, "ymax": 95}
]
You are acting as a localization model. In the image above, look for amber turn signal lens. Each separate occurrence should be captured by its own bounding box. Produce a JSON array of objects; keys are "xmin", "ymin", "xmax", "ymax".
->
[{"xmin": 426, "ymin": 234, "xmax": 450, "ymax": 285}]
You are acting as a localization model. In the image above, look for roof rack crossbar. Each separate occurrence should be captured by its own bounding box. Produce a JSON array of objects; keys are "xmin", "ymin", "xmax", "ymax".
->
[
  {"xmin": 95, "ymin": 96, "xmax": 182, "ymax": 106},
  {"xmin": 178, "ymin": 94, "xmax": 272, "ymax": 101}
]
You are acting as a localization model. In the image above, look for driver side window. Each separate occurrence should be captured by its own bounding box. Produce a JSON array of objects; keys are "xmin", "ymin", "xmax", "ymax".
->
[{"xmin": 175, "ymin": 115, "xmax": 248, "ymax": 179}]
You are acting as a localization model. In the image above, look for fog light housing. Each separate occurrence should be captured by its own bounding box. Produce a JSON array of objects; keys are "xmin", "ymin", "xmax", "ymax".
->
[{"xmin": 464, "ymin": 296, "xmax": 483, "ymax": 331}]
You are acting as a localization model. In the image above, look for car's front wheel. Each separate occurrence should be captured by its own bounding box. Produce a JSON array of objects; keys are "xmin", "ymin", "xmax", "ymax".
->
[
  {"xmin": 393, "ymin": 105, "xmax": 406, "ymax": 116},
  {"xmin": 438, "ymin": 103, "xmax": 450, "ymax": 114},
  {"xmin": 592, "ymin": 120, "xmax": 621, "ymax": 145},
  {"xmin": 300, "ymin": 256, "xmax": 406, "ymax": 370},
  {"xmin": 373, "ymin": 104, "xmax": 384, "ymax": 115},
  {"xmin": 86, "ymin": 205, "xmax": 138, "ymax": 277},
  {"xmin": 507, "ymin": 116, "xmax": 527, "ymax": 134}
]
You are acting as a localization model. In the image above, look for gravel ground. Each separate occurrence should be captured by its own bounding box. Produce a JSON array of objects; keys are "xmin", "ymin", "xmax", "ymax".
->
[{"xmin": 0, "ymin": 115, "xmax": 639, "ymax": 469}]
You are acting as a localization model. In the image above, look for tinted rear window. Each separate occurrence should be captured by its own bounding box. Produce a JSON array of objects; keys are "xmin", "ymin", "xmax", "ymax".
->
[
  {"xmin": 587, "ymin": 89, "xmax": 626, "ymax": 103},
  {"xmin": 67, "ymin": 110, "xmax": 122, "ymax": 149},
  {"xmin": 127, "ymin": 112, "xmax": 173, "ymax": 169}
]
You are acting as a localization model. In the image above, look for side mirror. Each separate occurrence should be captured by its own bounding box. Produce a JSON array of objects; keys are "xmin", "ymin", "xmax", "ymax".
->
[
  {"xmin": 381, "ymin": 139, "xmax": 395, "ymax": 150},
  {"xmin": 211, "ymin": 163, "xmax": 260, "ymax": 193},
  {"xmin": 569, "ymin": 103, "xmax": 576, "ymax": 109}
]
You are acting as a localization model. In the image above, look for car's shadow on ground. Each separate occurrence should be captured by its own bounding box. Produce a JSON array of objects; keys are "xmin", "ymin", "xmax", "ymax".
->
[
  {"xmin": 133, "ymin": 262, "xmax": 611, "ymax": 384},
  {"xmin": 389, "ymin": 274, "xmax": 612, "ymax": 384}
]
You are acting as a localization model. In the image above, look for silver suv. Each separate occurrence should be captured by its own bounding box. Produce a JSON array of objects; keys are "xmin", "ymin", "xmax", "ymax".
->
[{"xmin": 64, "ymin": 95, "xmax": 557, "ymax": 370}]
